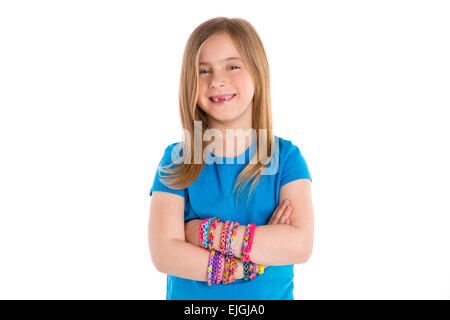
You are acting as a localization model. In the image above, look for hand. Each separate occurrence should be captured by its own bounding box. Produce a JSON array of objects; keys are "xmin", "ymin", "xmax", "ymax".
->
[{"xmin": 267, "ymin": 199, "xmax": 292, "ymax": 225}]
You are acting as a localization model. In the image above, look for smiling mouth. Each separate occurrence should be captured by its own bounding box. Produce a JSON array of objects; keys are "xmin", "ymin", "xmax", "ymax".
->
[{"xmin": 209, "ymin": 94, "xmax": 236, "ymax": 103}]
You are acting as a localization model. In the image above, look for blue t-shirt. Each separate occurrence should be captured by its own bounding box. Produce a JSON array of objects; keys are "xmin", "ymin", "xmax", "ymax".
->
[{"xmin": 149, "ymin": 135, "xmax": 312, "ymax": 300}]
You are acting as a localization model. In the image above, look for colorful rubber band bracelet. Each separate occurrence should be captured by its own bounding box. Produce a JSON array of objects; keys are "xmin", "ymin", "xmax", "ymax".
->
[
  {"xmin": 241, "ymin": 224, "xmax": 256, "ymax": 263},
  {"xmin": 201, "ymin": 218, "xmax": 214, "ymax": 249},
  {"xmin": 207, "ymin": 218, "xmax": 222, "ymax": 250},
  {"xmin": 219, "ymin": 220, "xmax": 231, "ymax": 254},
  {"xmin": 216, "ymin": 253, "xmax": 224, "ymax": 284},
  {"xmin": 228, "ymin": 221, "xmax": 240, "ymax": 258},
  {"xmin": 207, "ymin": 250, "xmax": 216, "ymax": 286},
  {"xmin": 225, "ymin": 222, "xmax": 235, "ymax": 257}
]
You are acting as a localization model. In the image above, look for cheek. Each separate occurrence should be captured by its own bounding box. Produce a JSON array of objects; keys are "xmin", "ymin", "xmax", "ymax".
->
[
  {"xmin": 233, "ymin": 74, "xmax": 254, "ymax": 98},
  {"xmin": 197, "ymin": 80, "xmax": 208, "ymax": 100}
]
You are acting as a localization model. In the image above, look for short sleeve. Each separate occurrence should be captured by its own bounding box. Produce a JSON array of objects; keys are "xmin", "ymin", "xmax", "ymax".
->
[
  {"xmin": 280, "ymin": 142, "xmax": 312, "ymax": 187},
  {"xmin": 149, "ymin": 143, "xmax": 187, "ymax": 198}
]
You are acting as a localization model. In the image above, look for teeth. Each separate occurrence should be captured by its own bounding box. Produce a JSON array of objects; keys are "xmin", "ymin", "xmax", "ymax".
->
[{"xmin": 211, "ymin": 94, "xmax": 234, "ymax": 102}]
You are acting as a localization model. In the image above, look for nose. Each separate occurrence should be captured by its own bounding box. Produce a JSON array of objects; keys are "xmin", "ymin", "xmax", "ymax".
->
[
  {"xmin": 209, "ymin": 79, "xmax": 225, "ymax": 88},
  {"xmin": 208, "ymin": 71, "xmax": 226, "ymax": 88}
]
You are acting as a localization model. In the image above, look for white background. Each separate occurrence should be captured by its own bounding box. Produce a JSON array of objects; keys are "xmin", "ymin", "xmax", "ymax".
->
[{"xmin": 0, "ymin": 0, "xmax": 449, "ymax": 299}]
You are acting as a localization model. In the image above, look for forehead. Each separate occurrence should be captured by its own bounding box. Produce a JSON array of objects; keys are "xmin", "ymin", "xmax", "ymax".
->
[{"xmin": 199, "ymin": 33, "xmax": 242, "ymax": 65}]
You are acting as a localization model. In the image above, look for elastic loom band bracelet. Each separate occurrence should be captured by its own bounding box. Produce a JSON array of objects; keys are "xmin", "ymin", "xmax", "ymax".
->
[
  {"xmin": 257, "ymin": 265, "xmax": 264, "ymax": 274},
  {"xmin": 219, "ymin": 220, "xmax": 231, "ymax": 254},
  {"xmin": 243, "ymin": 262, "xmax": 263, "ymax": 281},
  {"xmin": 207, "ymin": 250, "xmax": 216, "ymax": 286},
  {"xmin": 202, "ymin": 218, "xmax": 214, "ymax": 249},
  {"xmin": 211, "ymin": 250, "xmax": 221, "ymax": 285},
  {"xmin": 216, "ymin": 253, "xmax": 224, "ymax": 284},
  {"xmin": 228, "ymin": 257, "xmax": 238, "ymax": 284},
  {"xmin": 199, "ymin": 218, "xmax": 211, "ymax": 248},
  {"xmin": 225, "ymin": 222, "xmax": 235, "ymax": 257},
  {"xmin": 248, "ymin": 263, "xmax": 255, "ymax": 280},
  {"xmin": 198, "ymin": 218, "xmax": 210, "ymax": 246},
  {"xmin": 241, "ymin": 224, "xmax": 255, "ymax": 263},
  {"xmin": 249, "ymin": 263, "xmax": 258, "ymax": 280},
  {"xmin": 246, "ymin": 224, "xmax": 256, "ymax": 256},
  {"xmin": 207, "ymin": 218, "xmax": 222, "ymax": 251},
  {"xmin": 243, "ymin": 261, "xmax": 250, "ymax": 281},
  {"xmin": 221, "ymin": 256, "xmax": 231, "ymax": 284},
  {"xmin": 228, "ymin": 221, "xmax": 240, "ymax": 258}
]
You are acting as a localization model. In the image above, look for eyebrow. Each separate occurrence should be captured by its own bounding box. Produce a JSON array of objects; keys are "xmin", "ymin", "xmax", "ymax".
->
[{"xmin": 199, "ymin": 57, "xmax": 242, "ymax": 66}]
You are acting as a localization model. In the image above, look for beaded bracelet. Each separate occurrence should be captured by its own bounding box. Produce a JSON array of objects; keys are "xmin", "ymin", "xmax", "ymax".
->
[{"xmin": 241, "ymin": 224, "xmax": 256, "ymax": 263}]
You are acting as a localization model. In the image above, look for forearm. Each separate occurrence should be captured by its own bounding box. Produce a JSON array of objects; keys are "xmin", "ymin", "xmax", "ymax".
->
[
  {"xmin": 155, "ymin": 239, "xmax": 245, "ymax": 282},
  {"xmin": 212, "ymin": 222, "xmax": 305, "ymax": 266}
]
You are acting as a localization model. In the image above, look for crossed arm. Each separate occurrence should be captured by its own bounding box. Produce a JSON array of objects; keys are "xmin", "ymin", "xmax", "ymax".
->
[
  {"xmin": 185, "ymin": 216, "xmax": 304, "ymax": 266},
  {"xmin": 149, "ymin": 179, "xmax": 313, "ymax": 281}
]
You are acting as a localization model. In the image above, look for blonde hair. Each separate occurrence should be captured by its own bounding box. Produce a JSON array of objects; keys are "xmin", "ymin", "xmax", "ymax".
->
[{"xmin": 159, "ymin": 16, "xmax": 276, "ymax": 206}]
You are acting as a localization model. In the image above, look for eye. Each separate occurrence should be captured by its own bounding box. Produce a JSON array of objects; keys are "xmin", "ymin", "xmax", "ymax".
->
[{"xmin": 199, "ymin": 66, "xmax": 240, "ymax": 75}]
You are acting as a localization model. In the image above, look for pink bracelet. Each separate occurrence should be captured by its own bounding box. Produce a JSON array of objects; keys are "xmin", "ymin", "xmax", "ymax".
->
[
  {"xmin": 198, "ymin": 219, "xmax": 206, "ymax": 245},
  {"xmin": 241, "ymin": 224, "xmax": 256, "ymax": 263}
]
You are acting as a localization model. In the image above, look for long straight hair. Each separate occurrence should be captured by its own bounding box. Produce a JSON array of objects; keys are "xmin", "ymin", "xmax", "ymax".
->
[{"xmin": 159, "ymin": 17, "xmax": 276, "ymax": 206}]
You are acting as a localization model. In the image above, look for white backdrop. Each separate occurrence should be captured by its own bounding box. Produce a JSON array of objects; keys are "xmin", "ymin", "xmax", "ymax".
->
[{"xmin": 0, "ymin": 0, "xmax": 449, "ymax": 299}]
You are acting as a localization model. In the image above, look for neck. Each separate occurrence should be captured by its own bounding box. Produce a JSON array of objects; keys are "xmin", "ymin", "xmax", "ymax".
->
[{"xmin": 206, "ymin": 123, "xmax": 254, "ymax": 158}]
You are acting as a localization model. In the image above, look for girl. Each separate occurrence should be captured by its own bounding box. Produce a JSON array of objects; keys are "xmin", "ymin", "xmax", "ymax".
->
[{"xmin": 148, "ymin": 17, "xmax": 314, "ymax": 300}]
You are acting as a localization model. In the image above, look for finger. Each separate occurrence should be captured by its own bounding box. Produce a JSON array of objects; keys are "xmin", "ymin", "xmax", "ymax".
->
[
  {"xmin": 268, "ymin": 203, "xmax": 283, "ymax": 224},
  {"xmin": 268, "ymin": 205, "xmax": 282, "ymax": 224},
  {"xmin": 285, "ymin": 205, "xmax": 292, "ymax": 218},
  {"xmin": 273, "ymin": 200, "xmax": 290, "ymax": 224},
  {"xmin": 280, "ymin": 206, "xmax": 293, "ymax": 225}
]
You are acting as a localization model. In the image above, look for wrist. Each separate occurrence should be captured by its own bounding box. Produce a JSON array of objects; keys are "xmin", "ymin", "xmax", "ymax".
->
[{"xmin": 235, "ymin": 259, "xmax": 244, "ymax": 280}]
